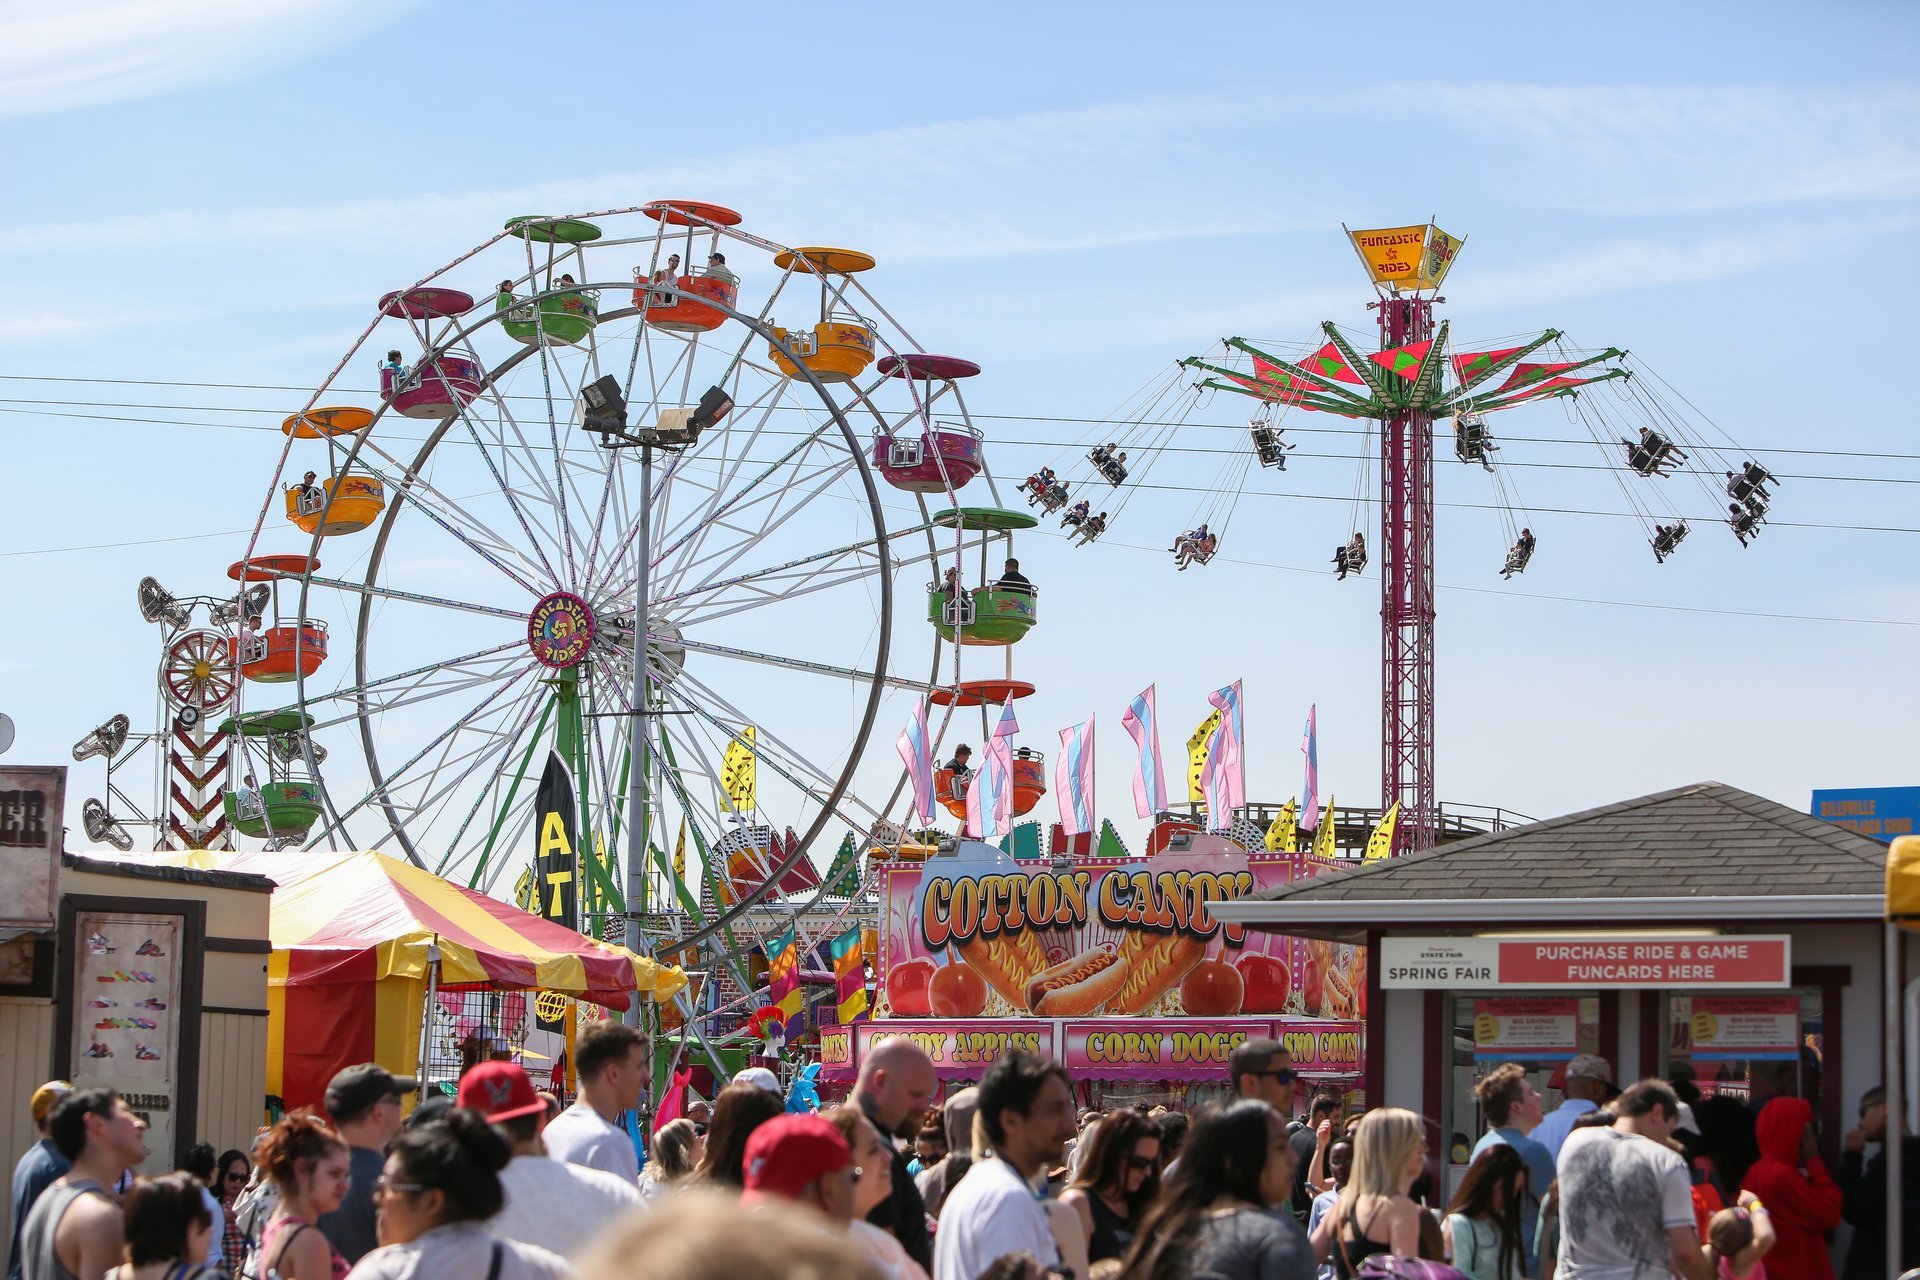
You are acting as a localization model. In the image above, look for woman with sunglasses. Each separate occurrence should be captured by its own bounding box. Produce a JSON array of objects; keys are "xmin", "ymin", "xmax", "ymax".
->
[
  {"xmin": 213, "ymin": 1149, "xmax": 250, "ymax": 1275},
  {"xmin": 349, "ymin": 1109, "xmax": 570, "ymax": 1279},
  {"xmin": 1060, "ymin": 1109, "xmax": 1161, "ymax": 1266},
  {"xmin": 1120, "ymin": 1100, "xmax": 1312, "ymax": 1280}
]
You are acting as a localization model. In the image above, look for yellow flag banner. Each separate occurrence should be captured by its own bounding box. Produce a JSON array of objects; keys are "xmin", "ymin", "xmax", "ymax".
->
[
  {"xmin": 1265, "ymin": 799, "xmax": 1298, "ymax": 853},
  {"xmin": 1187, "ymin": 709, "xmax": 1223, "ymax": 804},
  {"xmin": 720, "ymin": 726, "xmax": 756, "ymax": 814},
  {"xmin": 1364, "ymin": 801, "xmax": 1401, "ymax": 861},
  {"xmin": 672, "ymin": 816, "xmax": 687, "ymax": 882},
  {"xmin": 1312, "ymin": 795, "xmax": 1338, "ymax": 859},
  {"xmin": 1409, "ymin": 226, "xmax": 1465, "ymax": 290},
  {"xmin": 1348, "ymin": 225, "xmax": 1429, "ymax": 287}
]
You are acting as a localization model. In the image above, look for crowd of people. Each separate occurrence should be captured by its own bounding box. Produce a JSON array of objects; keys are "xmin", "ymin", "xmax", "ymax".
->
[{"xmin": 9, "ymin": 1029, "xmax": 1914, "ymax": 1280}]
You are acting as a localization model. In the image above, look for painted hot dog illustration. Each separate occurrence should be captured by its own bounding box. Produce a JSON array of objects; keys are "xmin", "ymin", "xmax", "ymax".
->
[
  {"xmin": 956, "ymin": 929, "xmax": 1051, "ymax": 1012},
  {"xmin": 1025, "ymin": 946, "xmax": 1129, "ymax": 1016},
  {"xmin": 1106, "ymin": 929, "xmax": 1208, "ymax": 1015}
]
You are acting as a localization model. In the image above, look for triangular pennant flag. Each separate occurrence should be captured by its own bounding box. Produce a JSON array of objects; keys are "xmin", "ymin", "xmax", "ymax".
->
[
  {"xmin": 1187, "ymin": 708, "xmax": 1222, "ymax": 804},
  {"xmin": 720, "ymin": 726, "xmax": 756, "ymax": 814},
  {"xmin": 1264, "ymin": 799, "xmax": 1298, "ymax": 853},
  {"xmin": 1312, "ymin": 796, "xmax": 1337, "ymax": 859},
  {"xmin": 671, "ymin": 816, "xmax": 687, "ymax": 883},
  {"xmin": 1370, "ymin": 340, "xmax": 1434, "ymax": 382},
  {"xmin": 1364, "ymin": 802, "xmax": 1400, "ymax": 861},
  {"xmin": 1495, "ymin": 361, "xmax": 1578, "ymax": 393}
]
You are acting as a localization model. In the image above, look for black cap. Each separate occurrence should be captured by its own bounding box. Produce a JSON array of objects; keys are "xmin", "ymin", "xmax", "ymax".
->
[
  {"xmin": 403, "ymin": 1092, "xmax": 454, "ymax": 1130},
  {"xmin": 325, "ymin": 1063, "xmax": 419, "ymax": 1121}
]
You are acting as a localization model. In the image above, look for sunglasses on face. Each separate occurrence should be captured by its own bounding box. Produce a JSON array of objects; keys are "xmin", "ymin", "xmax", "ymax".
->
[
  {"xmin": 1252, "ymin": 1068, "xmax": 1296, "ymax": 1084},
  {"xmin": 1127, "ymin": 1155, "xmax": 1158, "ymax": 1171},
  {"xmin": 693, "ymin": 1124, "xmax": 708, "ymax": 1136}
]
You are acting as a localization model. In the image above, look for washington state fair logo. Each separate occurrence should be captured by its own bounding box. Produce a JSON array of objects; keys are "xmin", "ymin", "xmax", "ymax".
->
[{"xmin": 528, "ymin": 592, "xmax": 594, "ymax": 670}]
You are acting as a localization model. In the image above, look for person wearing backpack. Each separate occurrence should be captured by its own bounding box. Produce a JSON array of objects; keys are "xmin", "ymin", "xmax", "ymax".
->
[
  {"xmin": 106, "ymin": 1173, "xmax": 222, "ymax": 1280},
  {"xmin": 1309, "ymin": 1109, "xmax": 1428, "ymax": 1280},
  {"xmin": 1442, "ymin": 1146, "xmax": 1528, "ymax": 1280}
]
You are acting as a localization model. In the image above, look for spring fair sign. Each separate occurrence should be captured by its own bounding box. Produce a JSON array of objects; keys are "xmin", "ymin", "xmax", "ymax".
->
[{"xmin": 878, "ymin": 840, "xmax": 1363, "ymax": 1022}]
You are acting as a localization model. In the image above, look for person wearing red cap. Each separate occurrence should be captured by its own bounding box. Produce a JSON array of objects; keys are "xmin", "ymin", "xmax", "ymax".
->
[
  {"xmin": 741, "ymin": 1113, "xmax": 859, "ymax": 1222},
  {"xmin": 457, "ymin": 1061, "xmax": 640, "ymax": 1261}
]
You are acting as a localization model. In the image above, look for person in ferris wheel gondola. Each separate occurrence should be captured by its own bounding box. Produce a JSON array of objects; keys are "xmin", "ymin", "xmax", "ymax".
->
[
  {"xmin": 234, "ymin": 772, "xmax": 264, "ymax": 820},
  {"xmin": 379, "ymin": 348, "xmax": 408, "ymax": 380},
  {"xmin": 995, "ymin": 558, "xmax": 1034, "ymax": 595},
  {"xmin": 704, "ymin": 252, "xmax": 737, "ymax": 287},
  {"xmin": 1502, "ymin": 528, "xmax": 1536, "ymax": 579},
  {"xmin": 945, "ymin": 744, "xmax": 974, "ymax": 782},
  {"xmin": 1062, "ymin": 499, "xmax": 1091, "ymax": 529},
  {"xmin": 297, "ymin": 469, "xmax": 324, "ymax": 509}
]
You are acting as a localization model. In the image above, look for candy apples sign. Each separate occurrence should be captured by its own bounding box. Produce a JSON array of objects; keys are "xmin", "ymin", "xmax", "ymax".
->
[{"xmin": 878, "ymin": 839, "xmax": 1359, "ymax": 1021}]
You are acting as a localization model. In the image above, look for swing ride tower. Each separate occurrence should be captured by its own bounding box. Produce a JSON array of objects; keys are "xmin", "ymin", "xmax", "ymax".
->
[{"xmin": 1375, "ymin": 289, "xmax": 1438, "ymax": 858}]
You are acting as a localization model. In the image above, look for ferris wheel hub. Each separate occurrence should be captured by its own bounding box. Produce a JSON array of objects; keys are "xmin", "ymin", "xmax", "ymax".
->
[{"xmin": 527, "ymin": 592, "xmax": 594, "ymax": 670}]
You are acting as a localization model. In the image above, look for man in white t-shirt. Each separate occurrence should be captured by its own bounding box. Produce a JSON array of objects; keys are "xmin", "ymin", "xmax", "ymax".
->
[
  {"xmin": 541, "ymin": 1019, "xmax": 649, "ymax": 1183},
  {"xmin": 459, "ymin": 1060, "xmax": 642, "ymax": 1259},
  {"xmin": 1556, "ymin": 1079, "xmax": 1711, "ymax": 1280},
  {"xmin": 934, "ymin": 1050, "xmax": 1078, "ymax": 1280}
]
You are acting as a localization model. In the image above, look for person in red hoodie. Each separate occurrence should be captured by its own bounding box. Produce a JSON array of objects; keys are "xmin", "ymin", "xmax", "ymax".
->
[{"xmin": 1739, "ymin": 1097, "xmax": 1842, "ymax": 1280}]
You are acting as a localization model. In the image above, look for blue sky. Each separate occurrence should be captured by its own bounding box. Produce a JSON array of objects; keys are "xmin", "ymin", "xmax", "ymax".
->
[{"xmin": 3, "ymin": 0, "xmax": 1917, "ymax": 861}]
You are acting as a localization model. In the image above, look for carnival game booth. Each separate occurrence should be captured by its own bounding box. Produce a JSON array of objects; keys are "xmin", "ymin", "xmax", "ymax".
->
[
  {"xmin": 126, "ymin": 850, "xmax": 686, "ymax": 1113},
  {"xmin": 822, "ymin": 835, "xmax": 1365, "ymax": 1107}
]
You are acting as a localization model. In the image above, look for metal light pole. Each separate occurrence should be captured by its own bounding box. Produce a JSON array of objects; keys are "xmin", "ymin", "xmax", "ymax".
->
[{"xmin": 623, "ymin": 443, "xmax": 653, "ymax": 1027}]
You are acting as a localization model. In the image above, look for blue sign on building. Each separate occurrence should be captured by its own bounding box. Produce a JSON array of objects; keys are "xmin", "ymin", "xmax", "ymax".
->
[{"xmin": 1811, "ymin": 786, "xmax": 1920, "ymax": 844}]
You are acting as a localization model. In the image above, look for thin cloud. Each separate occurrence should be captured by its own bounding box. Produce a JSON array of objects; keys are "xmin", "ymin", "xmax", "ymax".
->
[
  {"xmin": 0, "ymin": 0, "xmax": 418, "ymax": 118},
  {"xmin": 5, "ymin": 80, "xmax": 1906, "ymax": 266}
]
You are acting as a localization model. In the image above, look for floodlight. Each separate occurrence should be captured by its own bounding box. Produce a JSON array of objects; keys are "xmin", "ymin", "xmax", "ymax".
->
[
  {"xmin": 688, "ymin": 385, "xmax": 733, "ymax": 432},
  {"xmin": 580, "ymin": 374, "xmax": 629, "ymax": 436}
]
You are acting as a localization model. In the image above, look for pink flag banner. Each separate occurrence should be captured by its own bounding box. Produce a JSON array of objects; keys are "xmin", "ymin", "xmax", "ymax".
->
[
  {"xmin": 895, "ymin": 699, "xmax": 935, "ymax": 824},
  {"xmin": 1120, "ymin": 684, "xmax": 1167, "ymax": 818},
  {"xmin": 1055, "ymin": 716, "xmax": 1096, "ymax": 836},
  {"xmin": 965, "ymin": 701, "xmax": 1019, "ymax": 837},
  {"xmin": 1200, "ymin": 680, "xmax": 1245, "ymax": 821},
  {"xmin": 1302, "ymin": 704, "xmax": 1321, "ymax": 832}
]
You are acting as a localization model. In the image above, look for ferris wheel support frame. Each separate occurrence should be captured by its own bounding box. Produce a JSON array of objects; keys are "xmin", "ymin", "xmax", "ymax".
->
[{"xmin": 1376, "ymin": 295, "xmax": 1437, "ymax": 856}]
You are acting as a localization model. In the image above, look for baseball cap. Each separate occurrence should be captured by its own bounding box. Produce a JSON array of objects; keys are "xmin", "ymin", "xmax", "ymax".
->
[
  {"xmin": 735, "ymin": 1066, "xmax": 782, "ymax": 1095},
  {"xmin": 1549, "ymin": 1054, "xmax": 1614, "ymax": 1090},
  {"xmin": 456, "ymin": 1061, "xmax": 546, "ymax": 1123},
  {"xmin": 31, "ymin": 1081, "xmax": 73, "ymax": 1125},
  {"xmin": 742, "ymin": 1114, "xmax": 852, "ymax": 1200},
  {"xmin": 325, "ymin": 1063, "xmax": 419, "ymax": 1120}
]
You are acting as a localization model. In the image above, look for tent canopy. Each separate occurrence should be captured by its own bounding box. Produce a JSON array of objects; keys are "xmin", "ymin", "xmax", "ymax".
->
[{"xmin": 128, "ymin": 849, "xmax": 685, "ymax": 1010}]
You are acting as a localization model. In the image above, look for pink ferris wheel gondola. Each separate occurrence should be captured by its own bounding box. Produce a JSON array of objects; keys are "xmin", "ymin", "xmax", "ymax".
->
[{"xmin": 872, "ymin": 354, "xmax": 986, "ymax": 493}]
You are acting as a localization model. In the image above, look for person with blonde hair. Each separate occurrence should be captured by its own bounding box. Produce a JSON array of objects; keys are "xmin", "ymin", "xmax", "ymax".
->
[
  {"xmin": 576, "ymin": 1189, "xmax": 881, "ymax": 1280},
  {"xmin": 639, "ymin": 1119, "xmax": 700, "ymax": 1202},
  {"xmin": 1310, "ymin": 1108, "xmax": 1427, "ymax": 1278},
  {"xmin": 823, "ymin": 1107, "xmax": 931, "ymax": 1280}
]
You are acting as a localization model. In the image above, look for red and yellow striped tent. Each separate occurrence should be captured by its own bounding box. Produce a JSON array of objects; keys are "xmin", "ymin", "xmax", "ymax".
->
[{"xmin": 130, "ymin": 849, "xmax": 685, "ymax": 1113}]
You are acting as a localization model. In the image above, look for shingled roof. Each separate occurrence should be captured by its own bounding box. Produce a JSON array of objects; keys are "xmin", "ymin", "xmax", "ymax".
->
[{"xmin": 1245, "ymin": 781, "xmax": 1886, "ymax": 907}]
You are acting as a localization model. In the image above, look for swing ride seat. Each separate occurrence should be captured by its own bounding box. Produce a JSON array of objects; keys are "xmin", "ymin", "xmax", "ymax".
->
[
  {"xmin": 1097, "ymin": 459, "xmax": 1128, "ymax": 485},
  {"xmin": 381, "ymin": 356, "xmax": 483, "ymax": 419},
  {"xmin": 927, "ymin": 586, "xmax": 1038, "ymax": 646},
  {"xmin": 283, "ymin": 472, "xmax": 386, "ymax": 536},
  {"xmin": 1250, "ymin": 426, "xmax": 1285, "ymax": 467},
  {"xmin": 222, "ymin": 778, "xmax": 322, "ymax": 840},
  {"xmin": 497, "ymin": 287, "xmax": 599, "ymax": 347},
  {"xmin": 229, "ymin": 623, "xmax": 329, "ymax": 683},
  {"xmin": 637, "ymin": 273, "xmax": 735, "ymax": 333},
  {"xmin": 770, "ymin": 312, "xmax": 876, "ymax": 383},
  {"xmin": 872, "ymin": 423, "xmax": 985, "ymax": 493},
  {"xmin": 1011, "ymin": 749, "xmax": 1046, "ymax": 816}
]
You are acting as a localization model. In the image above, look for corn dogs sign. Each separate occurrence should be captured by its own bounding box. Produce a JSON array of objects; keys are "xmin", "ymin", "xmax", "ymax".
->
[{"xmin": 878, "ymin": 841, "xmax": 1364, "ymax": 1023}]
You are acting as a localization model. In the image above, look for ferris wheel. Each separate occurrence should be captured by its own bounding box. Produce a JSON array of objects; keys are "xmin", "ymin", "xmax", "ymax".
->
[{"xmin": 226, "ymin": 201, "xmax": 1007, "ymax": 962}]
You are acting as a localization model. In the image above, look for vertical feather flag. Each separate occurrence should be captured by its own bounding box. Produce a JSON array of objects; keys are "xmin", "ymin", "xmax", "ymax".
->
[
  {"xmin": 1202, "ymin": 681, "xmax": 1245, "ymax": 814},
  {"xmin": 895, "ymin": 700, "xmax": 935, "ymax": 824},
  {"xmin": 1312, "ymin": 796, "xmax": 1338, "ymax": 859},
  {"xmin": 1187, "ymin": 708, "xmax": 1222, "ymax": 804},
  {"xmin": 1265, "ymin": 799, "xmax": 1298, "ymax": 852},
  {"xmin": 965, "ymin": 701, "xmax": 1020, "ymax": 838},
  {"xmin": 1302, "ymin": 706, "xmax": 1321, "ymax": 832},
  {"xmin": 829, "ymin": 925, "xmax": 869, "ymax": 1023},
  {"xmin": 720, "ymin": 726, "xmax": 756, "ymax": 814},
  {"xmin": 1364, "ymin": 802, "xmax": 1400, "ymax": 862},
  {"xmin": 1121, "ymin": 685, "xmax": 1166, "ymax": 818},
  {"xmin": 766, "ymin": 924, "xmax": 804, "ymax": 1042},
  {"xmin": 1055, "ymin": 716, "xmax": 1097, "ymax": 836},
  {"xmin": 671, "ymin": 815, "xmax": 687, "ymax": 883}
]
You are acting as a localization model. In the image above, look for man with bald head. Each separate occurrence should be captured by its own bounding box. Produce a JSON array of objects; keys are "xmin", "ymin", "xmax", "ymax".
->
[{"xmin": 855, "ymin": 1034, "xmax": 939, "ymax": 1271}]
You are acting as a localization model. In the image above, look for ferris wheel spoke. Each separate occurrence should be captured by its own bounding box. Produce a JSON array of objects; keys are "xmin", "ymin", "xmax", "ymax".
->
[
  {"xmin": 305, "ymin": 573, "xmax": 528, "ymax": 623},
  {"xmin": 646, "ymin": 378, "xmax": 794, "ymax": 560},
  {"xmin": 329, "ymin": 667, "xmax": 532, "ymax": 840},
  {"xmin": 653, "ymin": 523, "xmax": 924, "ymax": 612},
  {"xmin": 661, "ymin": 634, "xmax": 924, "ymax": 695},
  {"xmin": 644, "ymin": 447, "xmax": 860, "ymax": 603},
  {"xmin": 398, "ymin": 680, "xmax": 551, "ymax": 865},
  {"xmin": 453, "ymin": 395, "xmax": 570, "ymax": 588},
  {"xmin": 322, "ymin": 659, "xmax": 526, "ymax": 730},
  {"xmin": 289, "ymin": 641, "xmax": 526, "ymax": 719}
]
